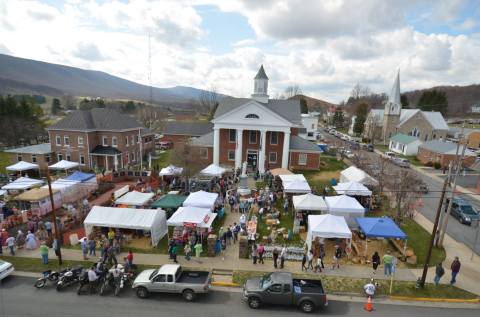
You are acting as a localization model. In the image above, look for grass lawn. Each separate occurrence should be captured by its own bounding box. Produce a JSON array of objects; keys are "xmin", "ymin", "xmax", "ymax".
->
[
  {"xmin": 299, "ymin": 155, "xmax": 347, "ymax": 193},
  {"xmin": 0, "ymin": 151, "xmax": 11, "ymax": 175},
  {"xmin": 337, "ymin": 127, "xmax": 349, "ymax": 134},
  {"xmin": 232, "ymin": 270, "xmax": 477, "ymax": 299},
  {"xmin": 374, "ymin": 144, "xmax": 389, "ymax": 153}
]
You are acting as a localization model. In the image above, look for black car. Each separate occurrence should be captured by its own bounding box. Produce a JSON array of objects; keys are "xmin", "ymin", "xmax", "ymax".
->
[{"xmin": 446, "ymin": 197, "xmax": 480, "ymax": 225}]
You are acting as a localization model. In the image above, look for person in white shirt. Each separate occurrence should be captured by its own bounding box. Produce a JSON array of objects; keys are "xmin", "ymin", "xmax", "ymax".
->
[
  {"xmin": 363, "ymin": 279, "xmax": 376, "ymax": 297},
  {"xmin": 280, "ymin": 246, "xmax": 287, "ymax": 269}
]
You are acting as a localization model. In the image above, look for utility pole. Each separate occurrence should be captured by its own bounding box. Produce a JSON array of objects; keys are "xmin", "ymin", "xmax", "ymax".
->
[
  {"xmin": 438, "ymin": 134, "xmax": 467, "ymax": 247},
  {"xmin": 435, "ymin": 161, "xmax": 453, "ymax": 247},
  {"xmin": 46, "ymin": 168, "xmax": 62, "ymax": 265},
  {"xmin": 420, "ymin": 164, "xmax": 451, "ymax": 288}
]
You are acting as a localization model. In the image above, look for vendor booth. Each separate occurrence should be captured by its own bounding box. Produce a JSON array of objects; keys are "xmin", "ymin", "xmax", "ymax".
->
[
  {"xmin": 65, "ymin": 171, "xmax": 98, "ymax": 193},
  {"xmin": 14, "ymin": 188, "xmax": 62, "ymax": 216},
  {"xmin": 325, "ymin": 195, "xmax": 365, "ymax": 227},
  {"xmin": 306, "ymin": 214, "xmax": 352, "ymax": 250},
  {"xmin": 151, "ymin": 194, "xmax": 186, "ymax": 210},
  {"xmin": 340, "ymin": 166, "xmax": 378, "ymax": 186},
  {"xmin": 41, "ymin": 179, "xmax": 87, "ymax": 204},
  {"xmin": 167, "ymin": 206, "xmax": 218, "ymax": 243},
  {"xmin": 183, "ymin": 190, "xmax": 218, "ymax": 209},
  {"xmin": 49, "ymin": 160, "xmax": 79, "ymax": 171},
  {"xmin": 6, "ymin": 161, "xmax": 39, "ymax": 172},
  {"xmin": 292, "ymin": 193, "xmax": 328, "ymax": 233},
  {"xmin": 115, "ymin": 191, "xmax": 155, "ymax": 207},
  {"xmin": 355, "ymin": 217, "xmax": 408, "ymax": 257},
  {"xmin": 279, "ymin": 174, "xmax": 311, "ymax": 194},
  {"xmin": 159, "ymin": 165, "xmax": 183, "ymax": 176},
  {"xmin": 1, "ymin": 177, "xmax": 44, "ymax": 194},
  {"xmin": 200, "ymin": 164, "xmax": 226, "ymax": 177},
  {"xmin": 84, "ymin": 206, "xmax": 168, "ymax": 246},
  {"xmin": 333, "ymin": 182, "xmax": 372, "ymax": 196}
]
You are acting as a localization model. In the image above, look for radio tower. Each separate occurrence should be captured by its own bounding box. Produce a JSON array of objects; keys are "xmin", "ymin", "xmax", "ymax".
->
[{"xmin": 148, "ymin": 31, "xmax": 153, "ymax": 129}]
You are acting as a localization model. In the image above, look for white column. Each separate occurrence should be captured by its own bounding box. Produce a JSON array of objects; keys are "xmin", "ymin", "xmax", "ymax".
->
[
  {"xmin": 259, "ymin": 129, "xmax": 267, "ymax": 174},
  {"xmin": 235, "ymin": 129, "xmax": 243, "ymax": 169},
  {"xmin": 105, "ymin": 156, "xmax": 109, "ymax": 171},
  {"xmin": 282, "ymin": 130, "xmax": 290, "ymax": 169},
  {"xmin": 213, "ymin": 127, "xmax": 220, "ymax": 165}
]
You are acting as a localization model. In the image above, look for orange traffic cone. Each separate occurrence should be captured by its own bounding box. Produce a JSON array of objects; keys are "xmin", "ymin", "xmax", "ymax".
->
[{"xmin": 364, "ymin": 296, "xmax": 373, "ymax": 312}]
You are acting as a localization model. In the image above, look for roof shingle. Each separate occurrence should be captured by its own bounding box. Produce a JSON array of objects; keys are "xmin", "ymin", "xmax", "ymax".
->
[{"xmin": 163, "ymin": 122, "xmax": 213, "ymax": 137}]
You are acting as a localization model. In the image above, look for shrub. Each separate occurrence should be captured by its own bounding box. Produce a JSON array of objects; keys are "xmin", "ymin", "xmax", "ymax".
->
[
  {"xmin": 425, "ymin": 161, "xmax": 433, "ymax": 167},
  {"xmin": 433, "ymin": 162, "xmax": 442, "ymax": 169}
]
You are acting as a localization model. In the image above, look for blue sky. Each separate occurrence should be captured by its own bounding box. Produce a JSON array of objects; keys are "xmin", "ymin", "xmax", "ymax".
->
[{"xmin": 0, "ymin": 0, "xmax": 479, "ymax": 103}]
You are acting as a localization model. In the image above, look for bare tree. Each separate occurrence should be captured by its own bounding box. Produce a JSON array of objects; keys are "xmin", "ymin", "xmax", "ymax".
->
[
  {"xmin": 169, "ymin": 141, "xmax": 204, "ymax": 191},
  {"xmin": 62, "ymin": 94, "xmax": 77, "ymax": 110},
  {"xmin": 199, "ymin": 87, "xmax": 219, "ymax": 120},
  {"xmin": 350, "ymin": 83, "xmax": 372, "ymax": 100},
  {"xmin": 387, "ymin": 169, "xmax": 422, "ymax": 222},
  {"xmin": 284, "ymin": 85, "xmax": 302, "ymax": 99}
]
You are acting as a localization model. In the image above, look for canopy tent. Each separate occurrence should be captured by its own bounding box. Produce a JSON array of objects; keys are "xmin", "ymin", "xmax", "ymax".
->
[
  {"xmin": 333, "ymin": 182, "xmax": 372, "ymax": 196},
  {"xmin": 306, "ymin": 214, "xmax": 352, "ymax": 250},
  {"xmin": 292, "ymin": 193, "xmax": 328, "ymax": 211},
  {"xmin": 325, "ymin": 195, "xmax": 365, "ymax": 227},
  {"xmin": 159, "ymin": 165, "xmax": 184, "ymax": 176},
  {"xmin": 167, "ymin": 206, "xmax": 217, "ymax": 228},
  {"xmin": 283, "ymin": 179, "xmax": 311, "ymax": 193},
  {"xmin": 270, "ymin": 168, "xmax": 293, "ymax": 177},
  {"xmin": 355, "ymin": 217, "xmax": 407, "ymax": 239},
  {"xmin": 49, "ymin": 160, "xmax": 79, "ymax": 170},
  {"xmin": 115, "ymin": 191, "xmax": 155, "ymax": 207},
  {"xmin": 279, "ymin": 174, "xmax": 307, "ymax": 183},
  {"xmin": 340, "ymin": 166, "xmax": 378, "ymax": 186},
  {"xmin": 183, "ymin": 190, "xmax": 218, "ymax": 209},
  {"xmin": 84, "ymin": 206, "xmax": 167, "ymax": 245},
  {"xmin": 41, "ymin": 178, "xmax": 88, "ymax": 203},
  {"xmin": 1, "ymin": 177, "xmax": 44, "ymax": 191},
  {"xmin": 151, "ymin": 194, "xmax": 187, "ymax": 209},
  {"xmin": 65, "ymin": 171, "xmax": 98, "ymax": 193},
  {"xmin": 0, "ymin": 190, "xmax": 6, "ymax": 197},
  {"xmin": 6, "ymin": 161, "xmax": 39, "ymax": 172},
  {"xmin": 200, "ymin": 164, "xmax": 226, "ymax": 177},
  {"xmin": 14, "ymin": 188, "xmax": 62, "ymax": 216}
]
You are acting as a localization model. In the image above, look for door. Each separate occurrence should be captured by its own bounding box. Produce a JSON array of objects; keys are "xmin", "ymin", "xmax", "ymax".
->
[
  {"xmin": 264, "ymin": 284, "xmax": 289, "ymax": 305},
  {"xmin": 247, "ymin": 151, "xmax": 258, "ymax": 170},
  {"xmin": 151, "ymin": 274, "xmax": 167, "ymax": 292}
]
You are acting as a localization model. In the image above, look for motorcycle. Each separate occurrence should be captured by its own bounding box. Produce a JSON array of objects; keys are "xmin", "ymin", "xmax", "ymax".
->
[
  {"xmin": 99, "ymin": 265, "xmax": 125, "ymax": 296},
  {"xmin": 56, "ymin": 266, "xmax": 83, "ymax": 291},
  {"xmin": 34, "ymin": 270, "xmax": 60, "ymax": 288},
  {"xmin": 77, "ymin": 267, "xmax": 107, "ymax": 295}
]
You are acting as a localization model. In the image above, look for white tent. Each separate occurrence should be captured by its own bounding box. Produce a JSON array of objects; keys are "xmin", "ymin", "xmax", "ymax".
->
[
  {"xmin": 340, "ymin": 166, "xmax": 378, "ymax": 186},
  {"xmin": 84, "ymin": 206, "xmax": 167, "ymax": 245},
  {"xmin": 200, "ymin": 164, "xmax": 226, "ymax": 177},
  {"xmin": 0, "ymin": 190, "xmax": 6, "ymax": 197},
  {"xmin": 292, "ymin": 193, "xmax": 328, "ymax": 211},
  {"xmin": 279, "ymin": 174, "xmax": 307, "ymax": 183},
  {"xmin": 159, "ymin": 165, "xmax": 184, "ymax": 176},
  {"xmin": 41, "ymin": 179, "xmax": 88, "ymax": 203},
  {"xmin": 284, "ymin": 179, "xmax": 311, "ymax": 193},
  {"xmin": 1, "ymin": 177, "xmax": 44, "ymax": 191},
  {"xmin": 306, "ymin": 214, "xmax": 352, "ymax": 250},
  {"xmin": 183, "ymin": 190, "xmax": 218, "ymax": 209},
  {"xmin": 6, "ymin": 161, "xmax": 39, "ymax": 171},
  {"xmin": 325, "ymin": 195, "xmax": 366, "ymax": 227},
  {"xmin": 167, "ymin": 206, "xmax": 217, "ymax": 228},
  {"xmin": 115, "ymin": 191, "xmax": 155, "ymax": 206},
  {"xmin": 49, "ymin": 160, "xmax": 79, "ymax": 170},
  {"xmin": 333, "ymin": 182, "xmax": 372, "ymax": 196}
]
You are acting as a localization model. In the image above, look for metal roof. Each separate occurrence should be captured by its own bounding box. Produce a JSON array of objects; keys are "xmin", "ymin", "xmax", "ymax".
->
[
  {"xmin": 289, "ymin": 135, "xmax": 322, "ymax": 152},
  {"xmin": 369, "ymin": 108, "xmax": 448, "ymax": 130},
  {"xmin": 5, "ymin": 143, "xmax": 52, "ymax": 155},
  {"xmin": 190, "ymin": 131, "xmax": 214, "ymax": 147},
  {"xmin": 163, "ymin": 122, "xmax": 213, "ymax": 137},
  {"xmin": 48, "ymin": 108, "xmax": 143, "ymax": 131},
  {"xmin": 390, "ymin": 134, "xmax": 420, "ymax": 144},
  {"xmin": 420, "ymin": 140, "xmax": 476, "ymax": 156},
  {"xmin": 214, "ymin": 97, "xmax": 302, "ymax": 125}
]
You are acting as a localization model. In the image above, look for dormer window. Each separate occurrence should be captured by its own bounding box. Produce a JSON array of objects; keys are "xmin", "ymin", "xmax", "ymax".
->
[{"xmin": 245, "ymin": 114, "xmax": 259, "ymax": 119}]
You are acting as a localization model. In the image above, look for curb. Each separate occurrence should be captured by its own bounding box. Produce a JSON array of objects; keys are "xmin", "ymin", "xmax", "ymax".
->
[
  {"xmin": 389, "ymin": 295, "xmax": 480, "ymax": 304},
  {"xmin": 211, "ymin": 281, "xmax": 240, "ymax": 287}
]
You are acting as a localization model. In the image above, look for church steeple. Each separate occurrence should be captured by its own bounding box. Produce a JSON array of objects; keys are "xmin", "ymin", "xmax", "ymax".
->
[
  {"xmin": 252, "ymin": 65, "xmax": 269, "ymax": 103},
  {"xmin": 385, "ymin": 69, "xmax": 401, "ymax": 116}
]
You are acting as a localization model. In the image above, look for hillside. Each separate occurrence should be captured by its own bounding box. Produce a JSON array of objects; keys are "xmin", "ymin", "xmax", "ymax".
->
[
  {"xmin": 289, "ymin": 94, "xmax": 337, "ymax": 112},
  {"xmin": 0, "ymin": 53, "xmax": 218, "ymax": 106}
]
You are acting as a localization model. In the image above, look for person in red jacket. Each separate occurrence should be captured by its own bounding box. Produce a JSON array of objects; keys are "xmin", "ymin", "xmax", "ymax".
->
[
  {"xmin": 126, "ymin": 250, "xmax": 134, "ymax": 270},
  {"xmin": 450, "ymin": 256, "xmax": 461, "ymax": 285}
]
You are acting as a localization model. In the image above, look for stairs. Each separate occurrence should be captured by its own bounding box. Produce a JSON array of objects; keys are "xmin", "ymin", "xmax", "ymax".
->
[{"xmin": 211, "ymin": 268, "xmax": 235, "ymax": 285}]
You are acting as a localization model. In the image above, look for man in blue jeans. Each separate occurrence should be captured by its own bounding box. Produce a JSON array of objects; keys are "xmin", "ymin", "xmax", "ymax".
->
[
  {"xmin": 450, "ymin": 257, "xmax": 461, "ymax": 285},
  {"xmin": 40, "ymin": 242, "xmax": 49, "ymax": 264},
  {"xmin": 383, "ymin": 251, "xmax": 393, "ymax": 276}
]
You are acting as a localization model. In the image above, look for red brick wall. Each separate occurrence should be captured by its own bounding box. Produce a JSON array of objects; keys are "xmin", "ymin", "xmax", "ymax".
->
[
  {"xmin": 289, "ymin": 152, "xmax": 320, "ymax": 170},
  {"xmin": 219, "ymin": 128, "xmax": 237, "ymax": 166},
  {"xmin": 265, "ymin": 131, "xmax": 284, "ymax": 169},
  {"xmin": 8, "ymin": 152, "xmax": 53, "ymax": 171},
  {"xmin": 161, "ymin": 134, "xmax": 191, "ymax": 146}
]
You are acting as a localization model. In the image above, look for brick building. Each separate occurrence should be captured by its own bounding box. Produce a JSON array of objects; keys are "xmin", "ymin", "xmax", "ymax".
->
[
  {"xmin": 416, "ymin": 140, "xmax": 477, "ymax": 168},
  {"xmin": 5, "ymin": 143, "xmax": 54, "ymax": 171},
  {"xmin": 47, "ymin": 108, "xmax": 154, "ymax": 170},
  {"xmin": 191, "ymin": 65, "xmax": 321, "ymax": 172},
  {"xmin": 162, "ymin": 122, "xmax": 213, "ymax": 146}
]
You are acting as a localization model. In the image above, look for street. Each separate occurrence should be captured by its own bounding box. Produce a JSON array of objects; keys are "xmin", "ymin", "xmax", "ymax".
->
[
  {"xmin": 322, "ymin": 131, "xmax": 480, "ymax": 255},
  {"xmin": 0, "ymin": 276, "xmax": 478, "ymax": 317}
]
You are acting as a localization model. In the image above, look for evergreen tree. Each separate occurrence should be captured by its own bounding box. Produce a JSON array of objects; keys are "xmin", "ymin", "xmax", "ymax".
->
[
  {"xmin": 332, "ymin": 108, "xmax": 345, "ymax": 127},
  {"xmin": 299, "ymin": 97, "xmax": 309, "ymax": 114},
  {"xmin": 400, "ymin": 94, "xmax": 409, "ymax": 109},
  {"xmin": 417, "ymin": 89, "xmax": 448, "ymax": 115},
  {"xmin": 353, "ymin": 103, "xmax": 369, "ymax": 135},
  {"xmin": 51, "ymin": 98, "xmax": 62, "ymax": 115}
]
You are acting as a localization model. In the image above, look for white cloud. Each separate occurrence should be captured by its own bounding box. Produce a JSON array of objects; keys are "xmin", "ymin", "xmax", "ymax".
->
[
  {"xmin": 457, "ymin": 18, "xmax": 477, "ymax": 30},
  {"xmin": 73, "ymin": 42, "xmax": 108, "ymax": 61}
]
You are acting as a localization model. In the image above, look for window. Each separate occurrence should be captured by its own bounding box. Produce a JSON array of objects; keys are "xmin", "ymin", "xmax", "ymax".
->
[
  {"xmin": 153, "ymin": 275, "xmax": 166, "ymax": 283},
  {"xmin": 130, "ymin": 152, "xmax": 135, "ymax": 162},
  {"xmin": 307, "ymin": 132, "xmax": 314, "ymax": 137},
  {"xmin": 57, "ymin": 153, "xmax": 63, "ymax": 161},
  {"xmin": 228, "ymin": 150, "xmax": 235, "ymax": 161},
  {"xmin": 245, "ymin": 114, "xmax": 259, "ymax": 119},
  {"xmin": 112, "ymin": 136, "xmax": 118, "ymax": 147},
  {"xmin": 268, "ymin": 284, "xmax": 282, "ymax": 293},
  {"xmin": 200, "ymin": 148, "xmax": 208, "ymax": 159},
  {"xmin": 80, "ymin": 153, "xmax": 85, "ymax": 165},
  {"xmin": 249, "ymin": 131, "xmax": 257, "ymax": 144},
  {"xmin": 125, "ymin": 136, "xmax": 129, "ymax": 146},
  {"xmin": 270, "ymin": 132, "xmax": 278, "ymax": 145},
  {"xmin": 64, "ymin": 136, "xmax": 70, "ymax": 146},
  {"xmin": 131, "ymin": 136, "xmax": 134, "ymax": 146},
  {"xmin": 433, "ymin": 134, "xmax": 436, "ymax": 139},
  {"xmin": 298, "ymin": 153, "xmax": 307, "ymax": 165},
  {"xmin": 229, "ymin": 129, "xmax": 236, "ymax": 143},
  {"xmin": 31, "ymin": 154, "xmax": 37, "ymax": 163},
  {"xmin": 56, "ymin": 136, "xmax": 61, "ymax": 146},
  {"xmin": 136, "ymin": 135, "xmax": 139, "ymax": 144},
  {"xmin": 78, "ymin": 137, "xmax": 84, "ymax": 147},
  {"xmin": 66, "ymin": 154, "xmax": 71, "ymax": 161},
  {"xmin": 311, "ymin": 123, "xmax": 315, "ymax": 129},
  {"xmin": 284, "ymin": 284, "xmax": 291, "ymax": 293},
  {"xmin": 17, "ymin": 154, "xmax": 22, "ymax": 161},
  {"xmin": 167, "ymin": 275, "xmax": 173, "ymax": 283},
  {"xmin": 269, "ymin": 152, "xmax": 277, "ymax": 163},
  {"xmin": 45, "ymin": 154, "xmax": 51, "ymax": 163},
  {"xmin": 102, "ymin": 136, "xmax": 108, "ymax": 146}
]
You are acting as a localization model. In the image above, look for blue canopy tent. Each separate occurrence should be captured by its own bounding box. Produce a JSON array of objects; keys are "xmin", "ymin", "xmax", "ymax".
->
[
  {"xmin": 65, "ymin": 171, "xmax": 96, "ymax": 182},
  {"xmin": 355, "ymin": 217, "xmax": 408, "ymax": 257}
]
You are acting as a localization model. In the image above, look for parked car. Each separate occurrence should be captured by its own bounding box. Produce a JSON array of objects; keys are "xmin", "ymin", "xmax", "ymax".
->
[
  {"xmin": 133, "ymin": 264, "xmax": 212, "ymax": 301},
  {"xmin": 418, "ymin": 182, "xmax": 429, "ymax": 194},
  {"xmin": 0, "ymin": 260, "xmax": 14, "ymax": 281},
  {"xmin": 384, "ymin": 151, "xmax": 396, "ymax": 159},
  {"xmin": 393, "ymin": 158, "xmax": 410, "ymax": 168},
  {"xmin": 445, "ymin": 197, "xmax": 480, "ymax": 225},
  {"xmin": 344, "ymin": 150, "xmax": 355, "ymax": 159},
  {"xmin": 366, "ymin": 144, "xmax": 374, "ymax": 152},
  {"xmin": 243, "ymin": 272, "xmax": 328, "ymax": 313}
]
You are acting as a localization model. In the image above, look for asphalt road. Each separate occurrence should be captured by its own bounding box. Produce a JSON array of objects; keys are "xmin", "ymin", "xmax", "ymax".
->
[
  {"xmin": 0, "ymin": 276, "xmax": 478, "ymax": 317},
  {"xmin": 321, "ymin": 131, "xmax": 480, "ymax": 255}
]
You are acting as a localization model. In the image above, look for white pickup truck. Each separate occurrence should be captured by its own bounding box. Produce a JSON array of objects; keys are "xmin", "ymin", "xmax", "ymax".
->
[{"xmin": 132, "ymin": 264, "xmax": 212, "ymax": 301}]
